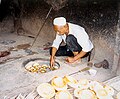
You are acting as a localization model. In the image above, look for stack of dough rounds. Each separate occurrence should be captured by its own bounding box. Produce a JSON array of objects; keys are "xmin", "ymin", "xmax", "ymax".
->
[
  {"xmin": 27, "ymin": 62, "xmax": 40, "ymax": 72},
  {"xmin": 78, "ymin": 79, "xmax": 90, "ymax": 90},
  {"xmin": 41, "ymin": 64, "xmax": 49, "ymax": 68},
  {"xmin": 55, "ymin": 90, "xmax": 73, "ymax": 99},
  {"xmin": 104, "ymin": 85, "xmax": 114, "ymax": 96},
  {"xmin": 63, "ymin": 76, "xmax": 79, "ymax": 88},
  {"xmin": 96, "ymin": 88, "xmax": 113, "ymax": 99},
  {"xmin": 39, "ymin": 64, "xmax": 49, "ymax": 73},
  {"xmin": 51, "ymin": 76, "xmax": 68, "ymax": 91},
  {"xmin": 37, "ymin": 83, "xmax": 55, "ymax": 99},
  {"xmin": 89, "ymin": 81, "xmax": 103, "ymax": 91},
  {"xmin": 74, "ymin": 89, "xmax": 96, "ymax": 99},
  {"xmin": 36, "ymin": 76, "xmax": 115, "ymax": 99}
]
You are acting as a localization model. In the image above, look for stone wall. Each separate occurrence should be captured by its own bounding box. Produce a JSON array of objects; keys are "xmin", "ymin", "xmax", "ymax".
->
[{"xmin": 115, "ymin": 3, "xmax": 120, "ymax": 75}]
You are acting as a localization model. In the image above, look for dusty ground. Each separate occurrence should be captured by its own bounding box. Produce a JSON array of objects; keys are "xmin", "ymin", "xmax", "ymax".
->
[{"xmin": 0, "ymin": 31, "xmax": 117, "ymax": 98}]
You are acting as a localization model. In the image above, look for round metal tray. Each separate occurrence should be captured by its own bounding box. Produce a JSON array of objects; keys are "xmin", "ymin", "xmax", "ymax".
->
[{"xmin": 23, "ymin": 58, "xmax": 60, "ymax": 73}]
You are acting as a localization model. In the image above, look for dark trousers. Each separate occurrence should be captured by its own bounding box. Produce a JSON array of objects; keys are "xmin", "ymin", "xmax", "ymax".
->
[{"xmin": 50, "ymin": 34, "xmax": 90, "ymax": 57}]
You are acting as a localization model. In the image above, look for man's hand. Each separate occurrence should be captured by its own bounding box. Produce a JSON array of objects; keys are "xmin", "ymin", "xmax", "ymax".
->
[
  {"xmin": 50, "ymin": 56, "xmax": 55, "ymax": 68},
  {"xmin": 66, "ymin": 51, "xmax": 87, "ymax": 63},
  {"xmin": 66, "ymin": 57, "xmax": 76, "ymax": 63},
  {"xmin": 50, "ymin": 47, "xmax": 57, "ymax": 68}
]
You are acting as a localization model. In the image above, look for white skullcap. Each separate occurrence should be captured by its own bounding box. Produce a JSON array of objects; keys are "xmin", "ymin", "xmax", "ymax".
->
[{"xmin": 53, "ymin": 17, "xmax": 66, "ymax": 26}]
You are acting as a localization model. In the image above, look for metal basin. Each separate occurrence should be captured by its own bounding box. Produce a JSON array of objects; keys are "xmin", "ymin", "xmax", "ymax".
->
[{"xmin": 23, "ymin": 58, "xmax": 60, "ymax": 73}]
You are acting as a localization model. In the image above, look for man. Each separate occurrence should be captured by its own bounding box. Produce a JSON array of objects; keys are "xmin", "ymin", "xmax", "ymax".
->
[{"xmin": 50, "ymin": 17, "xmax": 93, "ymax": 67}]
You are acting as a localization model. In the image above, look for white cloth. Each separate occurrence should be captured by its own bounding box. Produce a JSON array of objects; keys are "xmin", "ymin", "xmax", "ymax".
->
[
  {"xmin": 53, "ymin": 17, "xmax": 66, "ymax": 26},
  {"xmin": 52, "ymin": 23, "xmax": 93, "ymax": 52}
]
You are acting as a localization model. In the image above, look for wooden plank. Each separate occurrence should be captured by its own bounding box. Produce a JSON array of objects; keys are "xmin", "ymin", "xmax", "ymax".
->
[{"xmin": 25, "ymin": 89, "xmax": 39, "ymax": 99}]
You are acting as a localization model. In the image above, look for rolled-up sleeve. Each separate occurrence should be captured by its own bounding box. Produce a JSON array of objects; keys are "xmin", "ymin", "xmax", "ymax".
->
[{"xmin": 52, "ymin": 34, "xmax": 62, "ymax": 49}]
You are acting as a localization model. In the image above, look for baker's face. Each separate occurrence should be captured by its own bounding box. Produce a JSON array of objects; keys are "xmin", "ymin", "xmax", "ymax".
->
[{"xmin": 54, "ymin": 24, "xmax": 68, "ymax": 35}]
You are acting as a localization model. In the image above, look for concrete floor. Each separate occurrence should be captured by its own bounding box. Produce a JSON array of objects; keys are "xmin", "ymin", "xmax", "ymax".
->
[{"xmin": 0, "ymin": 33, "xmax": 118, "ymax": 98}]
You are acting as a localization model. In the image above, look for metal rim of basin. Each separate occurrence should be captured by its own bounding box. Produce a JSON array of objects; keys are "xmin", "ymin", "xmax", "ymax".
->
[{"xmin": 22, "ymin": 58, "xmax": 60, "ymax": 73}]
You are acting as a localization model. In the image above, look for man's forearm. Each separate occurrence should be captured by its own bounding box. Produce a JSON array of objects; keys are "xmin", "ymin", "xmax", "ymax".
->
[
  {"xmin": 73, "ymin": 51, "xmax": 87, "ymax": 61},
  {"xmin": 51, "ymin": 47, "xmax": 57, "ymax": 58}
]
